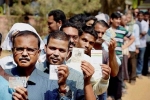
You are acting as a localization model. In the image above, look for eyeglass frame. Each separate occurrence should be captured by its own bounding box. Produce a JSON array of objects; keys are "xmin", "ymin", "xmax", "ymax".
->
[{"xmin": 13, "ymin": 47, "xmax": 40, "ymax": 55}]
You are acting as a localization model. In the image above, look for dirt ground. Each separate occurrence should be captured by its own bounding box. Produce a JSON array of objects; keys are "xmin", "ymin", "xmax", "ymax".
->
[
  {"xmin": 1, "ymin": 51, "xmax": 150, "ymax": 100},
  {"xmin": 122, "ymin": 76, "xmax": 150, "ymax": 100}
]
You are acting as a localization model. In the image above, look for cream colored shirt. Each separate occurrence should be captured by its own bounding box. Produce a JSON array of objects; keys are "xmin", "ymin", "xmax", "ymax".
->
[{"xmin": 66, "ymin": 54, "xmax": 109, "ymax": 95}]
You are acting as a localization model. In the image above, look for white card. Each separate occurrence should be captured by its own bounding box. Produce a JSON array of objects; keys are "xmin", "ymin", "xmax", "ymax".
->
[
  {"xmin": 102, "ymin": 28, "xmax": 116, "ymax": 43},
  {"xmin": 9, "ymin": 77, "xmax": 27, "ymax": 88},
  {"xmin": 91, "ymin": 50, "xmax": 102, "ymax": 65},
  {"xmin": 49, "ymin": 65, "xmax": 58, "ymax": 80},
  {"xmin": 71, "ymin": 48, "xmax": 84, "ymax": 63},
  {"xmin": 67, "ymin": 48, "xmax": 84, "ymax": 73},
  {"xmin": 90, "ymin": 50, "xmax": 103, "ymax": 81}
]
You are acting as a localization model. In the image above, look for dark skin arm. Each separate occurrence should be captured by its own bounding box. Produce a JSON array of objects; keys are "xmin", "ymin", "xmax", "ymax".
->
[
  {"xmin": 57, "ymin": 65, "xmax": 69, "ymax": 96},
  {"xmin": 108, "ymin": 39, "xmax": 119, "ymax": 77},
  {"xmin": 81, "ymin": 60, "xmax": 96, "ymax": 100}
]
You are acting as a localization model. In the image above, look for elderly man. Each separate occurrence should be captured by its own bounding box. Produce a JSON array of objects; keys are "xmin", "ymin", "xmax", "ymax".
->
[
  {"xmin": 5, "ymin": 30, "xmax": 70, "ymax": 100},
  {"xmin": 0, "ymin": 23, "xmax": 45, "ymax": 69}
]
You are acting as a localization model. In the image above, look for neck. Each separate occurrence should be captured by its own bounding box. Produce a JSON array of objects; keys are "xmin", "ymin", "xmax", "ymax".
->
[
  {"xmin": 111, "ymin": 25, "xmax": 118, "ymax": 29},
  {"xmin": 17, "ymin": 66, "xmax": 34, "ymax": 80}
]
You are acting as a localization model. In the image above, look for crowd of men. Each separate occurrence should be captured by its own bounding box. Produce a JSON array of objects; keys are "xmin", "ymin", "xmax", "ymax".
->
[{"xmin": 0, "ymin": 8, "xmax": 149, "ymax": 100}]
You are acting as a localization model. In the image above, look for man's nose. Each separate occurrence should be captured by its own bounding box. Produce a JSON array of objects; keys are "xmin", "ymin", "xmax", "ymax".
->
[
  {"xmin": 22, "ymin": 49, "xmax": 28, "ymax": 57},
  {"xmin": 53, "ymin": 50, "xmax": 59, "ymax": 56},
  {"xmin": 85, "ymin": 42, "xmax": 90, "ymax": 47},
  {"xmin": 70, "ymin": 37, "xmax": 74, "ymax": 43}
]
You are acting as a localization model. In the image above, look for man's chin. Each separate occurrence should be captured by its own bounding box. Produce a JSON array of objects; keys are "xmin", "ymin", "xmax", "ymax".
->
[
  {"xmin": 50, "ymin": 61, "xmax": 61, "ymax": 65},
  {"xmin": 18, "ymin": 64, "xmax": 30, "ymax": 68}
]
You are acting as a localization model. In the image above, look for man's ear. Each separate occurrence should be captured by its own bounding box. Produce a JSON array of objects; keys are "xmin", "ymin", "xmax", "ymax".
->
[
  {"xmin": 110, "ymin": 18, "xmax": 113, "ymax": 23},
  {"xmin": 44, "ymin": 44, "xmax": 47, "ymax": 53},
  {"xmin": 57, "ymin": 20, "xmax": 62, "ymax": 26}
]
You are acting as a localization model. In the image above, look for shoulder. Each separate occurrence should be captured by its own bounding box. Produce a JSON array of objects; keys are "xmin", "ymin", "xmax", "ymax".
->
[
  {"xmin": 34, "ymin": 68, "xmax": 49, "ymax": 79},
  {"xmin": 117, "ymin": 26, "xmax": 127, "ymax": 31},
  {"xmin": 5, "ymin": 68, "xmax": 14, "ymax": 76},
  {"xmin": 134, "ymin": 24, "xmax": 139, "ymax": 28},
  {"xmin": 116, "ymin": 26, "xmax": 128, "ymax": 34}
]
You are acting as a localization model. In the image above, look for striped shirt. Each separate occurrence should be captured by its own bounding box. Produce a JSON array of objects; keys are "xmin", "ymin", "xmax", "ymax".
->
[{"xmin": 114, "ymin": 26, "xmax": 131, "ymax": 60}]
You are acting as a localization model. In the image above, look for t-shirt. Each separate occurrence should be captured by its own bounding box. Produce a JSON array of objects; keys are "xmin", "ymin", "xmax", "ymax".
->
[{"xmin": 114, "ymin": 26, "xmax": 131, "ymax": 60}]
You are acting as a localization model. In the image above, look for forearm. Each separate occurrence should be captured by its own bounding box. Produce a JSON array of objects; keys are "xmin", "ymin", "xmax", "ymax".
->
[
  {"xmin": 92, "ymin": 78, "xmax": 109, "ymax": 95},
  {"xmin": 109, "ymin": 51, "xmax": 119, "ymax": 77},
  {"xmin": 84, "ymin": 81, "xmax": 96, "ymax": 100},
  {"xmin": 125, "ymin": 36, "xmax": 135, "ymax": 48},
  {"xmin": 141, "ymin": 32, "xmax": 147, "ymax": 36}
]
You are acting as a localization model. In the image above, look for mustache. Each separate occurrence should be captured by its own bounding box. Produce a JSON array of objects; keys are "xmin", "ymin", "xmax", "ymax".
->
[
  {"xmin": 69, "ymin": 42, "xmax": 75, "ymax": 46},
  {"xmin": 19, "ymin": 57, "xmax": 30, "ymax": 61}
]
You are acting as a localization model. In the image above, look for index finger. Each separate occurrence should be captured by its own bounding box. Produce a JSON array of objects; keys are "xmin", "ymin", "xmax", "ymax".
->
[{"xmin": 57, "ymin": 66, "xmax": 69, "ymax": 73}]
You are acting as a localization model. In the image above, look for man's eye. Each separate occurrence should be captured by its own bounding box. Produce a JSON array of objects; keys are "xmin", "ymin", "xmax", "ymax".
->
[
  {"xmin": 27, "ymin": 48, "xmax": 35, "ymax": 52},
  {"xmin": 16, "ymin": 48, "xmax": 24, "ymax": 51},
  {"xmin": 49, "ymin": 47, "xmax": 56, "ymax": 50},
  {"xmin": 82, "ymin": 39, "xmax": 87, "ymax": 42},
  {"xmin": 59, "ymin": 49, "xmax": 65, "ymax": 53}
]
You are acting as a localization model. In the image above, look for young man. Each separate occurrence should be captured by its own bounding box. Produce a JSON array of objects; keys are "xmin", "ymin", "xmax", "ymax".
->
[
  {"xmin": 137, "ymin": 11, "xmax": 149, "ymax": 78},
  {"xmin": 107, "ymin": 12, "xmax": 135, "ymax": 100},
  {"xmin": 43, "ymin": 9, "xmax": 66, "ymax": 44},
  {"xmin": 37, "ymin": 30, "xmax": 96, "ymax": 100},
  {"xmin": 5, "ymin": 31, "xmax": 69, "ymax": 100},
  {"xmin": 61, "ymin": 22, "xmax": 112, "ymax": 96}
]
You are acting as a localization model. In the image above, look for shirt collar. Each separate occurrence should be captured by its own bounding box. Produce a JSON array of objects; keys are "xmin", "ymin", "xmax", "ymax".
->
[{"xmin": 27, "ymin": 68, "xmax": 38, "ymax": 85}]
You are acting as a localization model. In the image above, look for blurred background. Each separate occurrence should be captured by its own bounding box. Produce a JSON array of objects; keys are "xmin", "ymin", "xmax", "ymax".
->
[{"xmin": 0, "ymin": 0, "xmax": 149, "ymax": 41}]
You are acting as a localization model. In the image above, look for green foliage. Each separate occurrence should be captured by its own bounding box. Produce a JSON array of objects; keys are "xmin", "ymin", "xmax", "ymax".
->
[{"xmin": 9, "ymin": 0, "xmax": 101, "ymax": 17}]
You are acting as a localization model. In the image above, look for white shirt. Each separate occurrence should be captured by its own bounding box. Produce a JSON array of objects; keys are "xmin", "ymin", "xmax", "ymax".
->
[
  {"xmin": 139, "ymin": 20, "xmax": 149, "ymax": 48},
  {"xmin": 126, "ymin": 24, "xmax": 140, "ymax": 51},
  {"xmin": 66, "ymin": 54, "xmax": 109, "ymax": 95}
]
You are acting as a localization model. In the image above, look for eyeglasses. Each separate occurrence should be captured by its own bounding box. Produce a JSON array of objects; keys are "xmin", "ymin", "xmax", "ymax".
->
[{"xmin": 13, "ymin": 47, "xmax": 39, "ymax": 55}]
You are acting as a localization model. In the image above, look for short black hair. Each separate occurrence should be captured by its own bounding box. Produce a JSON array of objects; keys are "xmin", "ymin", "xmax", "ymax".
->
[
  {"xmin": 138, "ymin": 11, "xmax": 144, "ymax": 16},
  {"xmin": 110, "ymin": 12, "xmax": 121, "ymax": 19},
  {"xmin": 80, "ymin": 25, "xmax": 98, "ymax": 40},
  {"xmin": 24, "ymin": 15, "xmax": 29, "ymax": 21},
  {"xmin": 95, "ymin": 20, "xmax": 110, "ymax": 29},
  {"xmin": 60, "ymin": 21, "xmax": 81, "ymax": 35},
  {"xmin": 144, "ymin": 11, "xmax": 149, "ymax": 15},
  {"xmin": 69, "ymin": 14, "xmax": 87, "ymax": 29},
  {"xmin": 12, "ymin": 31, "xmax": 40, "ymax": 48},
  {"xmin": 47, "ymin": 30, "xmax": 70, "ymax": 45},
  {"xmin": 85, "ymin": 16, "xmax": 97, "ymax": 26},
  {"xmin": 48, "ymin": 9, "xmax": 66, "ymax": 24}
]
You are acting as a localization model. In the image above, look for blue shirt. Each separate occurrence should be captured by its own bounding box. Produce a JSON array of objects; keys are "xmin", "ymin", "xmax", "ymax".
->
[
  {"xmin": 0, "ymin": 76, "xmax": 14, "ymax": 100},
  {"xmin": 36, "ymin": 61, "xmax": 85, "ymax": 100},
  {"xmin": 5, "ymin": 67, "xmax": 68, "ymax": 100}
]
